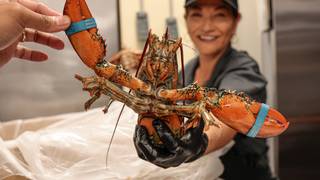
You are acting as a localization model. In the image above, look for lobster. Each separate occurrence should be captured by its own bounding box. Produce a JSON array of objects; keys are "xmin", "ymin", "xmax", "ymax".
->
[{"xmin": 63, "ymin": 0, "xmax": 289, "ymax": 144}]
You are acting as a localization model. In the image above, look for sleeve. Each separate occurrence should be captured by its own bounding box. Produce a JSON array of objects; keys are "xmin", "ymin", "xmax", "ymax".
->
[{"xmin": 218, "ymin": 59, "xmax": 267, "ymax": 103}]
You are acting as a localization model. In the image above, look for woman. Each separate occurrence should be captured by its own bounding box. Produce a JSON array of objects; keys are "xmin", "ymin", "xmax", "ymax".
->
[{"xmin": 134, "ymin": 0, "xmax": 275, "ymax": 179}]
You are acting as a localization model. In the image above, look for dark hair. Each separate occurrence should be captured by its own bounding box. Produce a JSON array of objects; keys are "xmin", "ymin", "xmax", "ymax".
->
[{"xmin": 230, "ymin": 7, "xmax": 238, "ymax": 18}]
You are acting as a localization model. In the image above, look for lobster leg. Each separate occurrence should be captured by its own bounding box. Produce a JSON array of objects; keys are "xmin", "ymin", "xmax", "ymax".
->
[
  {"xmin": 157, "ymin": 83, "xmax": 209, "ymax": 101},
  {"xmin": 153, "ymin": 100, "xmax": 221, "ymax": 128},
  {"xmin": 75, "ymin": 74, "xmax": 152, "ymax": 114},
  {"xmin": 94, "ymin": 61, "xmax": 152, "ymax": 95}
]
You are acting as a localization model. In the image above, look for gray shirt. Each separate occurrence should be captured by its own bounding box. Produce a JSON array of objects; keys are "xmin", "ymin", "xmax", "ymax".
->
[
  {"xmin": 181, "ymin": 47, "xmax": 267, "ymax": 102},
  {"xmin": 180, "ymin": 47, "xmax": 274, "ymax": 180}
]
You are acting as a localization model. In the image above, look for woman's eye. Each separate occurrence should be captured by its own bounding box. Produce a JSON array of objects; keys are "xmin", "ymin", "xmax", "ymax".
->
[
  {"xmin": 190, "ymin": 12, "xmax": 202, "ymax": 18},
  {"xmin": 216, "ymin": 12, "xmax": 227, "ymax": 17}
]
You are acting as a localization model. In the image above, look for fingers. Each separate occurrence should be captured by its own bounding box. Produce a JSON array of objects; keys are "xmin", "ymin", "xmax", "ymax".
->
[
  {"xmin": 15, "ymin": 4, "xmax": 70, "ymax": 32},
  {"xmin": 134, "ymin": 124, "xmax": 186, "ymax": 168},
  {"xmin": 194, "ymin": 118, "xmax": 205, "ymax": 133},
  {"xmin": 15, "ymin": 0, "xmax": 61, "ymax": 16},
  {"xmin": 14, "ymin": 45, "xmax": 48, "ymax": 61},
  {"xmin": 24, "ymin": 28, "xmax": 64, "ymax": 50},
  {"xmin": 134, "ymin": 125, "xmax": 173, "ymax": 164},
  {"xmin": 152, "ymin": 119, "xmax": 179, "ymax": 153},
  {"xmin": 134, "ymin": 125, "xmax": 158, "ymax": 161},
  {"xmin": 14, "ymin": 28, "xmax": 65, "ymax": 61},
  {"xmin": 133, "ymin": 125, "xmax": 147, "ymax": 160},
  {"xmin": 0, "ymin": 42, "xmax": 19, "ymax": 67}
]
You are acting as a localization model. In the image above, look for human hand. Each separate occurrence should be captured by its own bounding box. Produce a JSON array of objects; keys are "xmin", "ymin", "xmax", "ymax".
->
[
  {"xmin": 134, "ymin": 119, "xmax": 208, "ymax": 168},
  {"xmin": 0, "ymin": 0, "xmax": 71, "ymax": 67}
]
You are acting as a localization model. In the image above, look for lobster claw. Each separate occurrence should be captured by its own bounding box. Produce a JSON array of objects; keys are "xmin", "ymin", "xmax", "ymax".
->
[
  {"xmin": 64, "ymin": 0, "xmax": 106, "ymax": 69},
  {"xmin": 248, "ymin": 103, "xmax": 289, "ymax": 138},
  {"xmin": 210, "ymin": 94, "xmax": 289, "ymax": 138}
]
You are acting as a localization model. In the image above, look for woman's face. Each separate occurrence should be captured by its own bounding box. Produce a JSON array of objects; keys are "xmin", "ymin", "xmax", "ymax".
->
[{"xmin": 185, "ymin": 1, "xmax": 240, "ymax": 57}]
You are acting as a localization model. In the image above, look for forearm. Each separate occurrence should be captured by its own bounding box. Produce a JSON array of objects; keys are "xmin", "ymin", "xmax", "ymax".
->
[{"xmin": 204, "ymin": 121, "xmax": 236, "ymax": 154}]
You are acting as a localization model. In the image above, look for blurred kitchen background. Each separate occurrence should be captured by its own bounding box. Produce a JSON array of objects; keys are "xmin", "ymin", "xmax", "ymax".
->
[{"xmin": 0, "ymin": 0, "xmax": 319, "ymax": 179}]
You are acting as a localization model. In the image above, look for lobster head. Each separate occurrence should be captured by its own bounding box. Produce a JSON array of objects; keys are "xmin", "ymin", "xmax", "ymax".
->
[{"xmin": 143, "ymin": 32, "xmax": 182, "ymax": 87}]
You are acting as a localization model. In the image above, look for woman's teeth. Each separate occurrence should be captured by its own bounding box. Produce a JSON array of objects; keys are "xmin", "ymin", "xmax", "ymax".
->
[{"xmin": 199, "ymin": 35, "xmax": 216, "ymax": 41}]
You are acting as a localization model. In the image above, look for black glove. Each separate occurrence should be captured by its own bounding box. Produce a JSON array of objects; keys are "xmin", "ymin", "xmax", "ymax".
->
[{"xmin": 133, "ymin": 119, "xmax": 208, "ymax": 168}]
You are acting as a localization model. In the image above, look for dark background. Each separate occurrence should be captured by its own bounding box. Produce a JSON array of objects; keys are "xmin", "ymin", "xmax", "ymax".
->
[{"xmin": 274, "ymin": 0, "xmax": 320, "ymax": 179}]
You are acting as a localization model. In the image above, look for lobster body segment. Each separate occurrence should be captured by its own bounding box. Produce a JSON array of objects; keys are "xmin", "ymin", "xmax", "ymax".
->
[{"xmin": 64, "ymin": 0, "xmax": 289, "ymax": 142}]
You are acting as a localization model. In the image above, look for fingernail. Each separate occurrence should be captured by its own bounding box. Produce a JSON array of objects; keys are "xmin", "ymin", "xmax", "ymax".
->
[{"xmin": 56, "ymin": 16, "xmax": 71, "ymax": 26}]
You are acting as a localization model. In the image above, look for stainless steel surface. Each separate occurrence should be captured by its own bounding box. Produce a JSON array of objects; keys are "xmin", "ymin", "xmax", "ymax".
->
[
  {"xmin": 274, "ymin": 0, "xmax": 320, "ymax": 116},
  {"xmin": 262, "ymin": 29, "xmax": 279, "ymax": 178},
  {"xmin": 274, "ymin": 1, "xmax": 320, "ymax": 179},
  {"xmin": 0, "ymin": 0, "xmax": 120, "ymax": 121}
]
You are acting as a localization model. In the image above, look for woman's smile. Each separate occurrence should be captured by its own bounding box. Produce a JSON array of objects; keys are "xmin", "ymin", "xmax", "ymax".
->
[{"xmin": 198, "ymin": 34, "xmax": 218, "ymax": 42}]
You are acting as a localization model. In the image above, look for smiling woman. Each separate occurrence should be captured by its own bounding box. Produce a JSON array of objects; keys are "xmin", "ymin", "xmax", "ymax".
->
[
  {"xmin": 184, "ymin": 0, "xmax": 241, "ymax": 85},
  {"xmin": 185, "ymin": 1, "xmax": 238, "ymax": 50},
  {"xmin": 133, "ymin": 1, "xmax": 276, "ymax": 180}
]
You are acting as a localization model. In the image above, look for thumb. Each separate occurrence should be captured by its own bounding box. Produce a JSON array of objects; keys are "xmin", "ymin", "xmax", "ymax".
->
[{"xmin": 17, "ymin": 6, "xmax": 71, "ymax": 33}]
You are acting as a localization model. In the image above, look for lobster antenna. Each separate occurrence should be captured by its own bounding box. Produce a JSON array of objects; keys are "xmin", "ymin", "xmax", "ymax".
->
[
  {"xmin": 136, "ymin": 29, "xmax": 151, "ymax": 77},
  {"xmin": 168, "ymin": 39, "xmax": 198, "ymax": 88},
  {"xmin": 105, "ymin": 105, "xmax": 125, "ymax": 167},
  {"xmin": 105, "ymin": 30, "xmax": 151, "ymax": 168},
  {"xmin": 179, "ymin": 42, "xmax": 185, "ymax": 88},
  {"xmin": 168, "ymin": 39, "xmax": 197, "ymax": 54},
  {"xmin": 178, "ymin": 39, "xmax": 186, "ymax": 106}
]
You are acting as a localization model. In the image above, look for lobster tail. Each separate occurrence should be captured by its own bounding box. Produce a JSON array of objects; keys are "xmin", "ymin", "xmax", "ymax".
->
[{"xmin": 64, "ymin": 0, "xmax": 106, "ymax": 69}]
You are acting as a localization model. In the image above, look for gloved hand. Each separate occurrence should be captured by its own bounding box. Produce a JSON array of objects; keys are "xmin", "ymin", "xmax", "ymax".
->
[{"xmin": 134, "ymin": 119, "xmax": 208, "ymax": 168}]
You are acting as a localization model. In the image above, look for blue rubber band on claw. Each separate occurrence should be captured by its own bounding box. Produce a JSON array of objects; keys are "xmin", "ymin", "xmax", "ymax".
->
[
  {"xmin": 247, "ymin": 103, "xmax": 270, "ymax": 138},
  {"xmin": 65, "ymin": 18, "xmax": 97, "ymax": 36}
]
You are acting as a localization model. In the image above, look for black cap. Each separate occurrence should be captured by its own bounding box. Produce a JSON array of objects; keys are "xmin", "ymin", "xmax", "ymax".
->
[{"xmin": 185, "ymin": 0, "xmax": 238, "ymax": 12}]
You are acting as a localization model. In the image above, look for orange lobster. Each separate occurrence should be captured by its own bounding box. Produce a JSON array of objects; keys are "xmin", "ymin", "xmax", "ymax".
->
[{"xmin": 63, "ymin": 0, "xmax": 289, "ymax": 143}]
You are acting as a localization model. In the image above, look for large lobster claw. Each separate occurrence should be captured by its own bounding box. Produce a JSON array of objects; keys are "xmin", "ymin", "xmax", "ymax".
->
[
  {"xmin": 64, "ymin": 0, "xmax": 106, "ymax": 69},
  {"xmin": 211, "ymin": 95, "xmax": 289, "ymax": 138},
  {"xmin": 248, "ymin": 102, "xmax": 289, "ymax": 138}
]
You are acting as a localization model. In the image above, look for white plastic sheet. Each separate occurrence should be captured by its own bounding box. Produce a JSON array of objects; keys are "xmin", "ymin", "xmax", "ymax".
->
[{"xmin": 0, "ymin": 102, "xmax": 232, "ymax": 180}]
